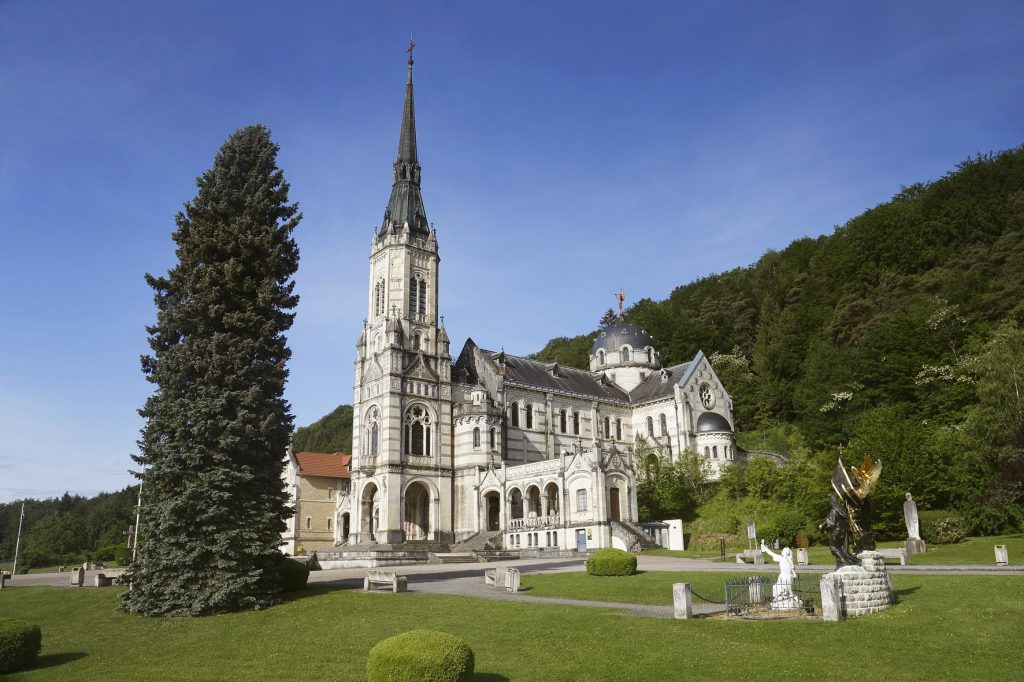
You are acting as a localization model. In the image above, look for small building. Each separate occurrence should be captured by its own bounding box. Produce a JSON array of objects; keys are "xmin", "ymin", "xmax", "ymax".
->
[
  {"xmin": 281, "ymin": 450, "xmax": 351, "ymax": 554},
  {"xmin": 642, "ymin": 519, "xmax": 686, "ymax": 550}
]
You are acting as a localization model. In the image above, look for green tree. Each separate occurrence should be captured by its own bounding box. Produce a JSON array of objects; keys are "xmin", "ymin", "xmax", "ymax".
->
[
  {"xmin": 122, "ymin": 125, "xmax": 301, "ymax": 616},
  {"xmin": 292, "ymin": 404, "xmax": 354, "ymax": 453}
]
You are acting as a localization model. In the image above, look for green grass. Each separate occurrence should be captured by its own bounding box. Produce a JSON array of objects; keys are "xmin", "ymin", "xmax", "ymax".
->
[
  {"xmin": 0, "ymin": 574, "xmax": 1022, "ymax": 680},
  {"xmin": 1, "ymin": 562, "xmax": 127, "ymax": 575}
]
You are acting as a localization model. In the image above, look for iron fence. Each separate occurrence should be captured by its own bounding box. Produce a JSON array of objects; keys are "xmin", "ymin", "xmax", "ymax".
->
[{"xmin": 724, "ymin": 575, "xmax": 818, "ymax": 618}]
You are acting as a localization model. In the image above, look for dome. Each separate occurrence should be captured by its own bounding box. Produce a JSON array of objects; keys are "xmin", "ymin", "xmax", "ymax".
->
[
  {"xmin": 696, "ymin": 412, "xmax": 732, "ymax": 433},
  {"xmin": 591, "ymin": 322, "xmax": 655, "ymax": 355}
]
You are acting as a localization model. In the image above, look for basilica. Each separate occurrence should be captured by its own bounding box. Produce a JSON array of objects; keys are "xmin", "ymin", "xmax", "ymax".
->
[{"xmin": 328, "ymin": 48, "xmax": 737, "ymax": 557}]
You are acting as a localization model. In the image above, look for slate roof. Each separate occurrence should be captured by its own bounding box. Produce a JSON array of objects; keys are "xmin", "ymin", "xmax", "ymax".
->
[
  {"xmin": 696, "ymin": 412, "xmax": 733, "ymax": 433},
  {"xmin": 627, "ymin": 362, "xmax": 691, "ymax": 404},
  {"xmin": 379, "ymin": 53, "xmax": 429, "ymax": 238},
  {"xmin": 294, "ymin": 452, "xmax": 351, "ymax": 479},
  {"xmin": 592, "ymin": 322, "xmax": 656, "ymax": 355},
  {"xmin": 483, "ymin": 350, "xmax": 630, "ymax": 403}
]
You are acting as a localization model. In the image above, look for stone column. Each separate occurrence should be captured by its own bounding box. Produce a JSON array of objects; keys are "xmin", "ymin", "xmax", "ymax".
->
[
  {"xmin": 820, "ymin": 573, "xmax": 844, "ymax": 622},
  {"xmin": 673, "ymin": 583, "xmax": 693, "ymax": 619}
]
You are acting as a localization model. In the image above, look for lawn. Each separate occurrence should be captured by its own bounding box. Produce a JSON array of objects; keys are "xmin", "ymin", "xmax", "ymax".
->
[
  {"xmin": 645, "ymin": 534, "xmax": 1024, "ymax": 566},
  {"xmin": 1, "ymin": 573, "xmax": 1022, "ymax": 680}
]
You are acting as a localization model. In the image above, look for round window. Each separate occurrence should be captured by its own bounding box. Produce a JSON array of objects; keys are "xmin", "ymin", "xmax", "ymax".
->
[{"xmin": 699, "ymin": 383, "xmax": 715, "ymax": 409}]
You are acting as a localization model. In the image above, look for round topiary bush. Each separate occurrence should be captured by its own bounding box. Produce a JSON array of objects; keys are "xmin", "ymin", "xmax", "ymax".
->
[
  {"xmin": 367, "ymin": 629, "xmax": 474, "ymax": 682},
  {"xmin": 586, "ymin": 547, "xmax": 637, "ymax": 576},
  {"xmin": 0, "ymin": 619, "xmax": 42, "ymax": 674},
  {"xmin": 278, "ymin": 557, "xmax": 311, "ymax": 592}
]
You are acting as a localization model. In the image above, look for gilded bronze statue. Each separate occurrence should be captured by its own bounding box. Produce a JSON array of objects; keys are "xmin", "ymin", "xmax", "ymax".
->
[{"xmin": 820, "ymin": 456, "xmax": 882, "ymax": 568}]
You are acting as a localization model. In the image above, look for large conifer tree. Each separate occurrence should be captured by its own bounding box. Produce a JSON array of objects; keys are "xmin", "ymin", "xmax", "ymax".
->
[{"xmin": 122, "ymin": 125, "xmax": 300, "ymax": 616}]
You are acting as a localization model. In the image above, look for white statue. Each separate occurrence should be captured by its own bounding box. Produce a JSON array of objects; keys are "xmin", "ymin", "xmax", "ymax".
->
[
  {"xmin": 761, "ymin": 540, "xmax": 800, "ymax": 609},
  {"xmin": 903, "ymin": 492, "xmax": 921, "ymax": 540}
]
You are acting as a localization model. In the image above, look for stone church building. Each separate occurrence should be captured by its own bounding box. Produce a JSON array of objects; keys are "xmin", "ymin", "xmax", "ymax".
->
[{"xmin": 332, "ymin": 48, "xmax": 736, "ymax": 555}]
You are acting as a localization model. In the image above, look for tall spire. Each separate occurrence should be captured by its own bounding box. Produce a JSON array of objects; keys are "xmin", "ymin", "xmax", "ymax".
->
[{"xmin": 380, "ymin": 38, "xmax": 429, "ymax": 238}]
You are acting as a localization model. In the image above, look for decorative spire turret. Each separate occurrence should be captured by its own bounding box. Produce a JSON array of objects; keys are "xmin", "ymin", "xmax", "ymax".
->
[{"xmin": 380, "ymin": 39, "xmax": 429, "ymax": 238}]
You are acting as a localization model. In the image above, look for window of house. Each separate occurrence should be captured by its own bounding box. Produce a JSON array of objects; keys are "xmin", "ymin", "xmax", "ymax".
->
[
  {"xmin": 510, "ymin": 402, "xmax": 519, "ymax": 427},
  {"xmin": 473, "ymin": 427, "xmax": 481, "ymax": 449},
  {"xmin": 327, "ymin": 488, "xmax": 334, "ymax": 500},
  {"xmin": 560, "ymin": 410, "xmax": 567, "ymax": 434},
  {"xmin": 603, "ymin": 417, "xmax": 610, "ymax": 439},
  {"xmin": 704, "ymin": 446, "xmax": 710, "ymax": 457},
  {"xmin": 577, "ymin": 489, "xmax": 588, "ymax": 512},
  {"xmin": 573, "ymin": 411, "xmax": 580, "ymax": 435},
  {"xmin": 712, "ymin": 446, "xmax": 718, "ymax": 459},
  {"xmin": 647, "ymin": 347, "xmax": 654, "ymax": 363},
  {"xmin": 646, "ymin": 416, "xmax": 654, "ymax": 436},
  {"xmin": 526, "ymin": 404, "xmax": 533, "ymax": 429},
  {"xmin": 660, "ymin": 413, "xmax": 667, "ymax": 436},
  {"xmin": 615, "ymin": 419, "xmax": 622, "ymax": 441},
  {"xmin": 305, "ymin": 517, "xmax": 311, "ymax": 530},
  {"xmin": 327, "ymin": 517, "xmax": 332, "ymax": 531},
  {"xmin": 598, "ymin": 350, "xmax": 605, "ymax": 366},
  {"xmin": 489, "ymin": 427, "xmax": 496, "ymax": 450}
]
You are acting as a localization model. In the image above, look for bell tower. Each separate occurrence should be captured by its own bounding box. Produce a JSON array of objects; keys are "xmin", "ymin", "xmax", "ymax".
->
[{"xmin": 350, "ymin": 42, "xmax": 454, "ymax": 545}]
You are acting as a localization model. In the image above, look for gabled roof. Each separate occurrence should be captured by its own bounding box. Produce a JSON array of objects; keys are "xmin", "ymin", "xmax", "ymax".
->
[
  {"xmin": 628, "ymin": 362, "xmax": 691, "ymax": 404},
  {"xmin": 482, "ymin": 349, "xmax": 630, "ymax": 403},
  {"xmin": 294, "ymin": 452, "xmax": 351, "ymax": 479}
]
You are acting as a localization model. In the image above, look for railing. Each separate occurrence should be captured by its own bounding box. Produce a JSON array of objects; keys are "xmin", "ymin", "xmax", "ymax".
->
[{"xmin": 508, "ymin": 515, "xmax": 561, "ymax": 530}]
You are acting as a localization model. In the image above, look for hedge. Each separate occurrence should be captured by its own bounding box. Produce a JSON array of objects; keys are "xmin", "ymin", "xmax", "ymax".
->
[
  {"xmin": 278, "ymin": 557, "xmax": 311, "ymax": 592},
  {"xmin": 367, "ymin": 629, "xmax": 474, "ymax": 682},
  {"xmin": 586, "ymin": 547, "xmax": 637, "ymax": 576},
  {"xmin": 0, "ymin": 619, "xmax": 42, "ymax": 673}
]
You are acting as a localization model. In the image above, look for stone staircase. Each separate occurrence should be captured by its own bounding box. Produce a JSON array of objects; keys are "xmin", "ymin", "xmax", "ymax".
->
[
  {"xmin": 611, "ymin": 520, "xmax": 660, "ymax": 552},
  {"xmin": 453, "ymin": 530, "xmax": 504, "ymax": 552},
  {"xmin": 429, "ymin": 552, "xmax": 479, "ymax": 564}
]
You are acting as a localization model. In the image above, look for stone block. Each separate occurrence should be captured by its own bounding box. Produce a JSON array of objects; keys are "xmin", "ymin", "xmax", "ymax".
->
[
  {"xmin": 905, "ymin": 538, "xmax": 926, "ymax": 555},
  {"xmin": 820, "ymin": 574, "xmax": 843, "ymax": 622},
  {"xmin": 995, "ymin": 545, "xmax": 1008, "ymax": 565},
  {"xmin": 796, "ymin": 548, "xmax": 808, "ymax": 565},
  {"xmin": 71, "ymin": 567, "xmax": 84, "ymax": 587},
  {"xmin": 673, "ymin": 582, "xmax": 692, "ymax": 619},
  {"xmin": 505, "ymin": 568, "xmax": 520, "ymax": 593}
]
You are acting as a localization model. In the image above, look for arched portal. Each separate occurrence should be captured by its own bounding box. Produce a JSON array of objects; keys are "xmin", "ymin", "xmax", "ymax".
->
[
  {"xmin": 340, "ymin": 512, "xmax": 350, "ymax": 544},
  {"xmin": 484, "ymin": 491, "xmax": 501, "ymax": 531},
  {"xmin": 525, "ymin": 485, "xmax": 542, "ymax": 517},
  {"xmin": 509, "ymin": 488, "xmax": 524, "ymax": 520},
  {"xmin": 361, "ymin": 483, "xmax": 380, "ymax": 542},
  {"xmin": 543, "ymin": 482, "xmax": 560, "ymax": 518},
  {"xmin": 404, "ymin": 482, "xmax": 431, "ymax": 541}
]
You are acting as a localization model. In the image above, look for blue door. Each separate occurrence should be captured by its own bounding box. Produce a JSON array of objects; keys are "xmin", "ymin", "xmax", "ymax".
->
[{"xmin": 576, "ymin": 529, "xmax": 587, "ymax": 552}]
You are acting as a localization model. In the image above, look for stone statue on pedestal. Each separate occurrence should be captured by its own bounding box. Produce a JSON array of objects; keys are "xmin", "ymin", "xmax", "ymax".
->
[
  {"xmin": 760, "ymin": 540, "xmax": 800, "ymax": 609},
  {"xmin": 819, "ymin": 456, "xmax": 882, "ymax": 568},
  {"xmin": 903, "ymin": 492, "xmax": 927, "ymax": 555}
]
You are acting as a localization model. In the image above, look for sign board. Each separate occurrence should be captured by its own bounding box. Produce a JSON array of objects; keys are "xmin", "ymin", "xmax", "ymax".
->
[{"xmin": 746, "ymin": 523, "xmax": 757, "ymax": 540}]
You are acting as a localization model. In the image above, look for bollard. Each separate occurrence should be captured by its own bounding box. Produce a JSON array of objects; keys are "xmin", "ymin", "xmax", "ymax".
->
[
  {"xmin": 995, "ymin": 545, "xmax": 1008, "ymax": 566},
  {"xmin": 505, "ymin": 568, "xmax": 521, "ymax": 593},
  {"xmin": 673, "ymin": 582, "xmax": 693, "ymax": 619},
  {"xmin": 820, "ymin": 574, "xmax": 844, "ymax": 622},
  {"xmin": 797, "ymin": 547, "xmax": 809, "ymax": 565}
]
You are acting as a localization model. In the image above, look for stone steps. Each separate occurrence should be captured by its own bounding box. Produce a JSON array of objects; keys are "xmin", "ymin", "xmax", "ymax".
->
[{"xmin": 431, "ymin": 552, "xmax": 479, "ymax": 564}]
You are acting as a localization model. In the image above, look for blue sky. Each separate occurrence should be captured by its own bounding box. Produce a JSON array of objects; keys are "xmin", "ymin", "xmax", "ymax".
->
[{"xmin": 1, "ymin": 1, "xmax": 1021, "ymax": 502}]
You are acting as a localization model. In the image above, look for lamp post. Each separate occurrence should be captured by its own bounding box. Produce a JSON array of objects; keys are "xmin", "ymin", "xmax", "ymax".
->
[{"xmin": 12, "ymin": 503, "xmax": 25, "ymax": 577}]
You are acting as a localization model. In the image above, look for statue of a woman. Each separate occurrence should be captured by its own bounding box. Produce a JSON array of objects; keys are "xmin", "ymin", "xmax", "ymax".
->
[
  {"xmin": 903, "ymin": 492, "xmax": 921, "ymax": 539},
  {"xmin": 761, "ymin": 540, "xmax": 799, "ymax": 608}
]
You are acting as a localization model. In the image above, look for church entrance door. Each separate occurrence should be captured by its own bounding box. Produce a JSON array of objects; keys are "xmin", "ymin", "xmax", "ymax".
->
[
  {"xmin": 404, "ymin": 483, "xmax": 431, "ymax": 541},
  {"xmin": 610, "ymin": 488, "xmax": 621, "ymax": 522},
  {"xmin": 576, "ymin": 529, "xmax": 587, "ymax": 552},
  {"xmin": 485, "ymin": 492, "xmax": 500, "ymax": 531}
]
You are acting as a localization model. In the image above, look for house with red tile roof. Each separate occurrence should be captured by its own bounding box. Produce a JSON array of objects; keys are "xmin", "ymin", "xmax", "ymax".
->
[{"xmin": 281, "ymin": 450, "xmax": 351, "ymax": 554}]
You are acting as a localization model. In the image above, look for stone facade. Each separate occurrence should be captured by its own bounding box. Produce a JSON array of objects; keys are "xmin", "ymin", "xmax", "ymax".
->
[
  {"xmin": 342, "ymin": 51, "xmax": 738, "ymax": 552},
  {"xmin": 820, "ymin": 550, "xmax": 894, "ymax": 620}
]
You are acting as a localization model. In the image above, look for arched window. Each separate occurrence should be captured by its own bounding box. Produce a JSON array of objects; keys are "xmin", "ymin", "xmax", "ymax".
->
[
  {"xmin": 489, "ymin": 427, "xmax": 496, "ymax": 450},
  {"xmin": 647, "ymin": 347, "xmax": 654, "ymax": 363},
  {"xmin": 418, "ymin": 279, "xmax": 427, "ymax": 315},
  {"xmin": 404, "ymin": 405, "xmax": 431, "ymax": 456},
  {"xmin": 603, "ymin": 417, "xmax": 610, "ymax": 439},
  {"xmin": 713, "ymin": 446, "xmax": 718, "ymax": 459},
  {"xmin": 560, "ymin": 410, "xmax": 567, "ymax": 434},
  {"xmin": 408, "ymin": 277, "xmax": 418, "ymax": 316},
  {"xmin": 597, "ymin": 350, "xmax": 605, "ymax": 366},
  {"xmin": 573, "ymin": 411, "xmax": 580, "ymax": 435},
  {"xmin": 412, "ymin": 332, "xmax": 421, "ymax": 351},
  {"xmin": 510, "ymin": 402, "xmax": 519, "ymax": 427},
  {"xmin": 368, "ymin": 407, "xmax": 380, "ymax": 457},
  {"xmin": 646, "ymin": 416, "xmax": 654, "ymax": 436},
  {"xmin": 374, "ymin": 280, "xmax": 385, "ymax": 317},
  {"xmin": 660, "ymin": 413, "xmax": 667, "ymax": 436},
  {"xmin": 526, "ymin": 404, "xmax": 533, "ymax": 429},
  {"xmin": 473, "ymin": 427, "xmax": 481, "ymax": 449},
  {"xmin": 615, "ymin": 418, "xmax": 622, "ymax": 441},
  {"xmin": 576, "ymin": 489, "xmax": 588, "ymax": 512},
  {"xmin": 704, "ymin": 446, "xmax": 710, "ymax": 457},
  {"xmin": 621, "ymin": 346, "xmax": 630, "ymax": 362}
]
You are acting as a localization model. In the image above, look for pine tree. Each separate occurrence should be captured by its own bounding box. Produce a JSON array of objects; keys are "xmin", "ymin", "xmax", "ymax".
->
[{"xmin": 122, "ymin": 125, "xmax": 301, "ymax": 616}]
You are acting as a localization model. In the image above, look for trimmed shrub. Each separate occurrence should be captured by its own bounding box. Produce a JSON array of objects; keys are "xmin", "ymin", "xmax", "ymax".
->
[
  {"xmin": 922, "ymin": 514, "xmax": 967, "ymax": 545},
  {"xmin": 794, "ymin": 531, "xmax": 809, "ymax": 549},
  {"xmin": 0, "ymin": 619, "xmax": 42, "ymax": 673},
  {"xmin": 278, "ymin": 557, "xmax": 310, "ymax": 592},
  {"xmin": 366, "ymin": 629, "xmax": 474, "ymax": 682},
  {"xmin": 586, "ymin": 548, "xmax": 637, "ymax": 576}
]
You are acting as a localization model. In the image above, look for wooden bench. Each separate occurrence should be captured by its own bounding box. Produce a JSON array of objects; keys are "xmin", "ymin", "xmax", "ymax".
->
[
  {"xmin": 363, "ymin": 570, "xmax": 408, "ymax": 593},
  {"xmin": 877, "ymin": 548, "xmax": 907, "ymax": 565}
]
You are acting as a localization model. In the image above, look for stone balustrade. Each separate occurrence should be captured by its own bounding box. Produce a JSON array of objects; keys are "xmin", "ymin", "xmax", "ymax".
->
[{"xmin": 508, "ymin": 515, "xmax": 560, "ymax": 530}]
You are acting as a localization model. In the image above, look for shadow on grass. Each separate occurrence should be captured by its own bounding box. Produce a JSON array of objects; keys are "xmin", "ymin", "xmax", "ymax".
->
[
  {"xmin": 474, "ymin": 673, "xmax": 510, "ymax": 681},
  {"xmin": 32, "ymin": 652, "xmax": 87, "ymax": 670},
  {"xmin": 279, "ymin": 582, "xmax": 361, "ymax": 604},
  {"xmin": 894, "ymin": 585, "xmax": 920, "ymax": 599}
]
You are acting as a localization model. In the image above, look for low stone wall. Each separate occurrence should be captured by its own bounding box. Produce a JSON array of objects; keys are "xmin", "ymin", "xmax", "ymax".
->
[
  {"xmin": 314, "ymin": 548, "xmax": 433, "ymax": 569},
  {"xmin": 820, "ymin": 550, "xmax": 894, "ymax": 621}
]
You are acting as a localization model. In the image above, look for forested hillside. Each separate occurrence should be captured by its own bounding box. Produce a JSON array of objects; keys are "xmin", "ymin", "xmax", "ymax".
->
[
  {"xmin": 291, "ymin": 404, "xmax": 353, "ymax": 454},
  {"xmin": 535, "ymin": 147, "xmax": 1024, "ymax": 537}
]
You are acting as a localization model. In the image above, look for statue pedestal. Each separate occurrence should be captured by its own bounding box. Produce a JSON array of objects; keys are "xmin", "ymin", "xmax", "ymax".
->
[
  {"xmin": 819, "ymin": 551, "xmax": 894, "ymax": 621},
  {"xmin": 905, "ymin": 538, "xmax": 926, "ymax": 555}
]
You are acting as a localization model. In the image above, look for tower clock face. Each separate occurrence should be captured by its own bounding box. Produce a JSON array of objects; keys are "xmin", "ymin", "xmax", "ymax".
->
[{"xmin": 699, "ymin": 383, "xmax": 715, "ymax": 409}]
